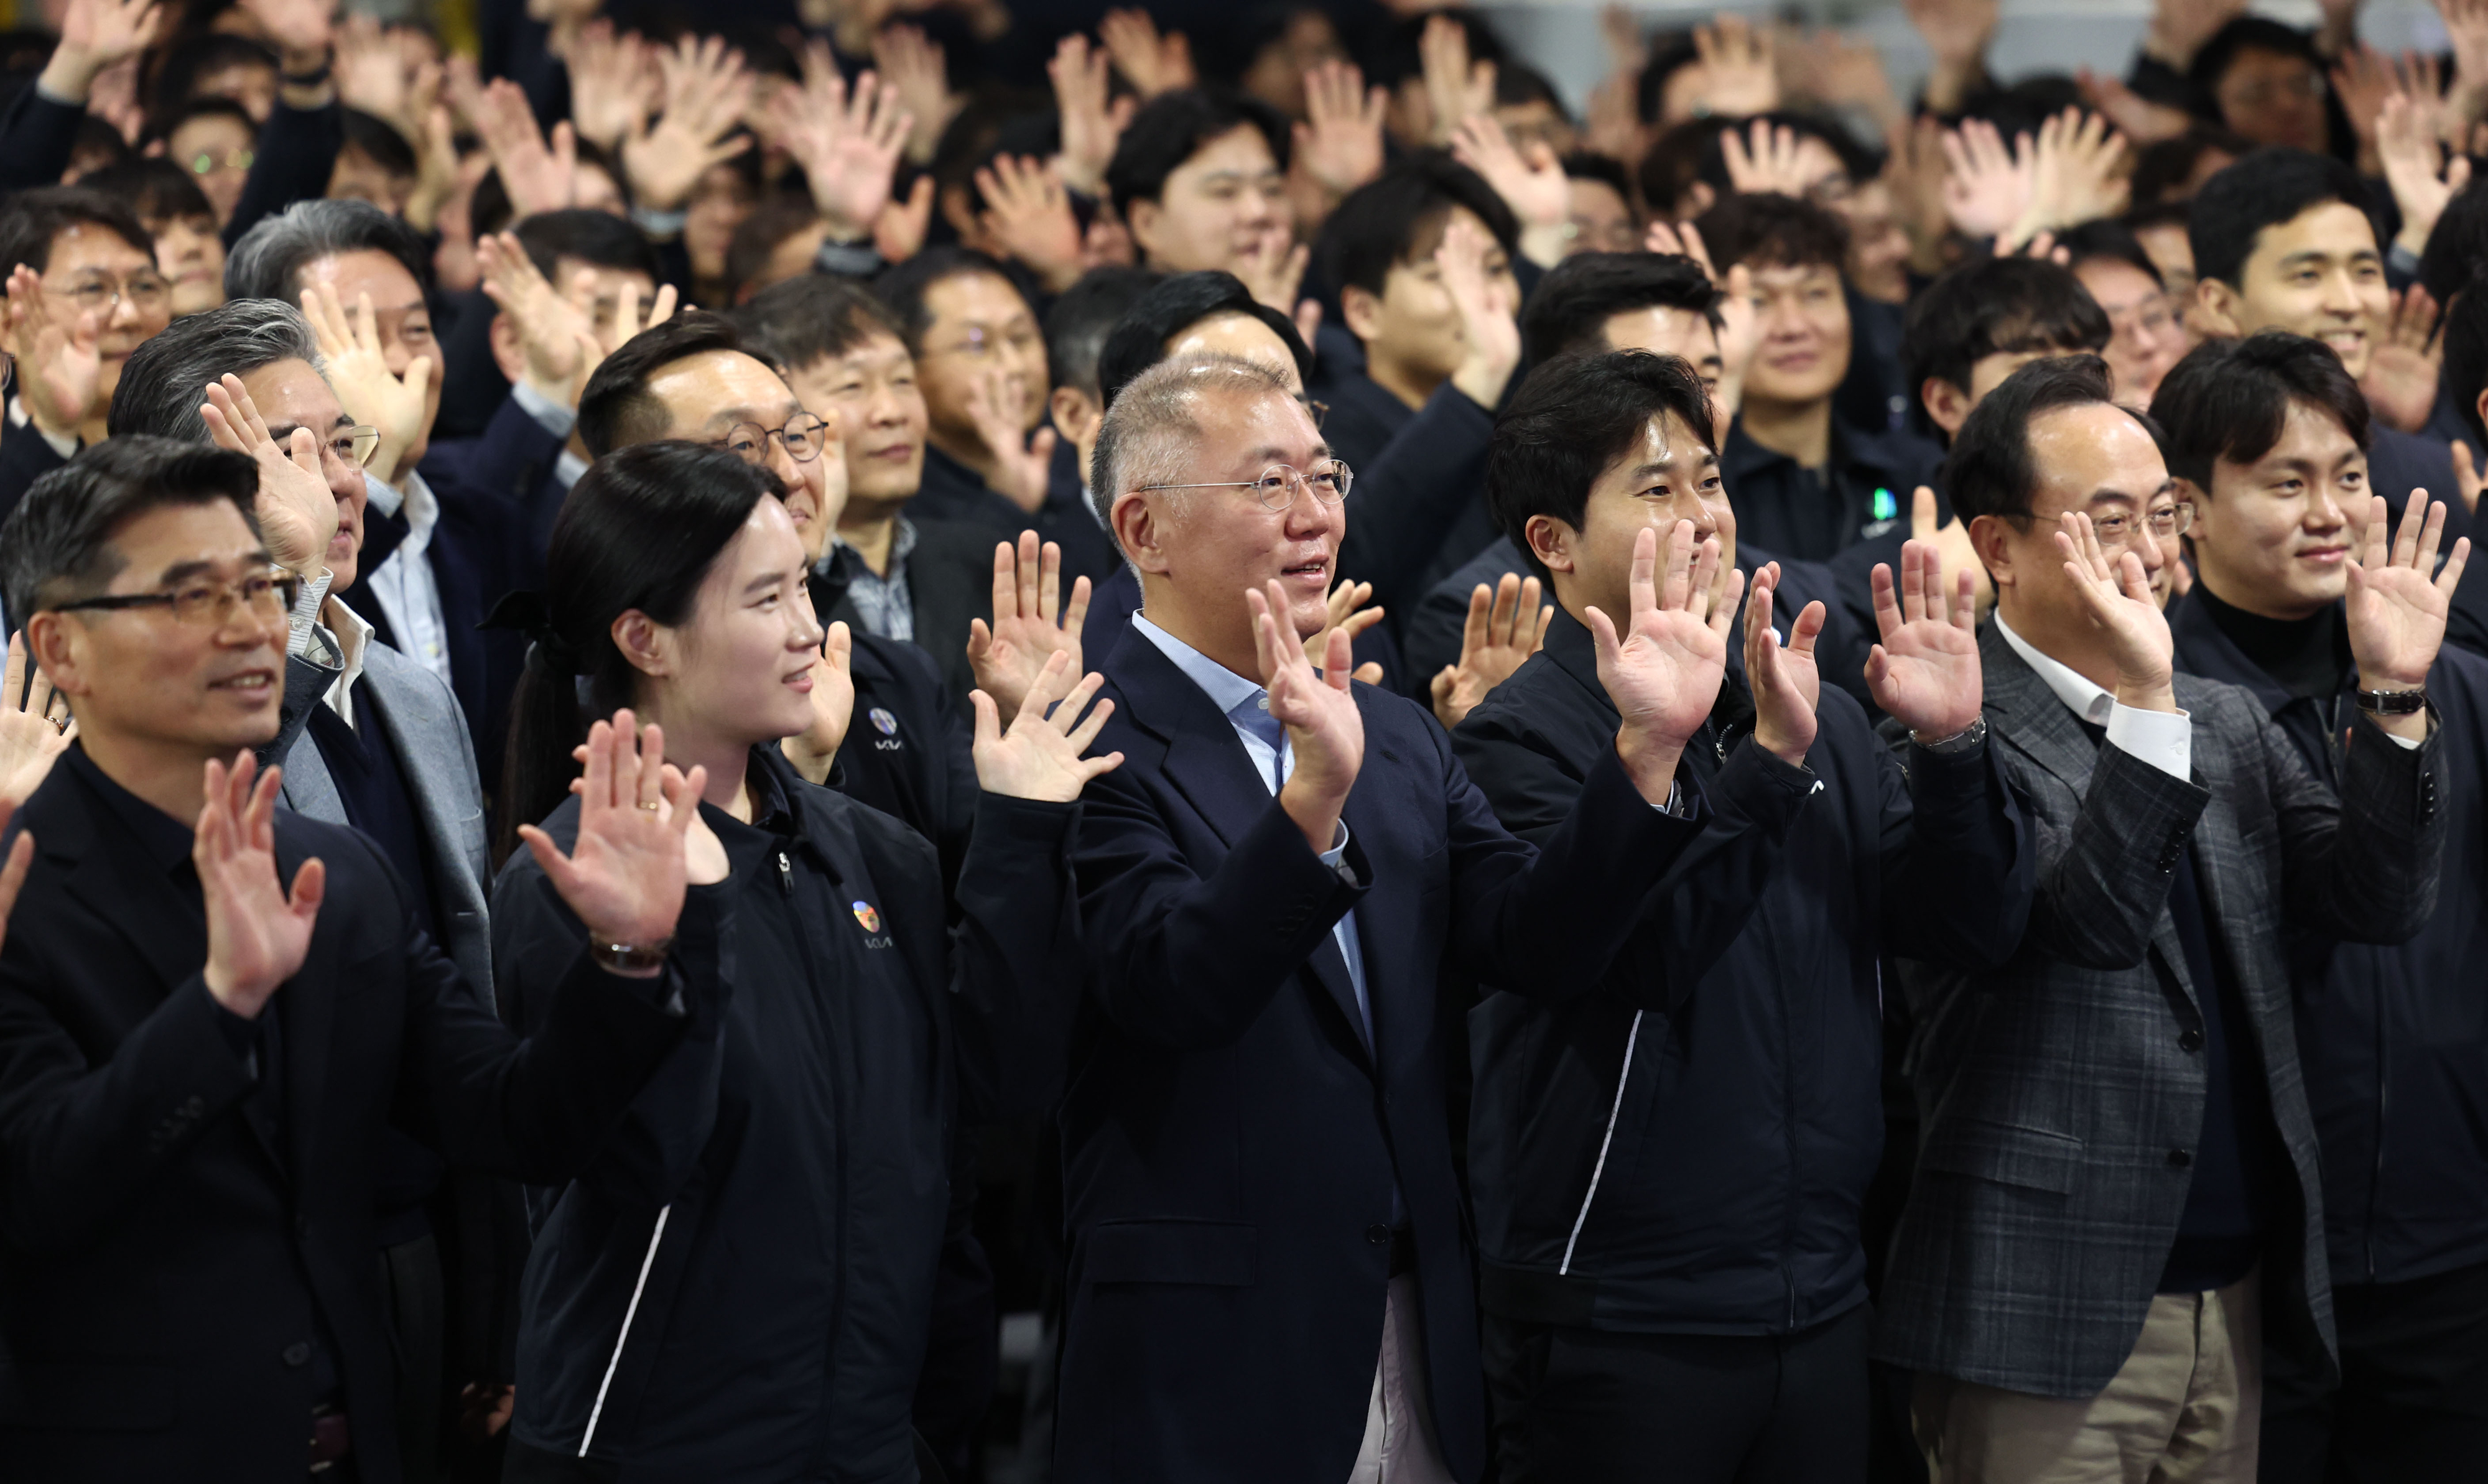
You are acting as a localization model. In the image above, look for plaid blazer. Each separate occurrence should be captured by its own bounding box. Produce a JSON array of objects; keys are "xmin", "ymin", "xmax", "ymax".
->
[{"xmin": 1874, "ymin": 624, "xmax": 2446, "ymax": 1398}]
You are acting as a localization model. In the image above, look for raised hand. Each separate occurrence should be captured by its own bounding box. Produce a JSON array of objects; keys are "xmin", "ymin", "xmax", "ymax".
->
[
  {"xmin": 876, "ymin": 176, "xmax": 936, "ymax": 264},
  {"xmin": 622, "ymin": 35, "xmax": 754, "ymax": 211},
  {"xmin": 1420, "ymin": 14, "xmax": 1495, "ymax": 144},
  {"xmin": 300, "ymin": 281, "xmax": 433, "ymax": 485},
  {"xmin": 1237, "ymin": 229, "xmax": 1309, "ymax": 319},
  {"xmin": 967, "ymin": 533, "xmax": 1091, "ymax": 717},
  {"xmin": 873, "ymin": 24, "xmax": 957, "ymax": 165},
  {"xmin": 2002, "ymin": 106, "xmax": 2129, "ymax": 251},
  {"xmin": 1437, "ymin": 212, "xmax": 1521, "ymax": 410},
  {"xmin": 1049, "ymin": 33, "xmax": 1133, "ymax": 198},
  {"xmin": 1099, "ymin": 8, "xmax": 1195, "ymax": 98},
  {"xmin": 1294, "ymin": 60, "xmax": 1388, "ymax": 199},
  {"xmin": 780, "ymin": 621, "xmax": 855, "ymax": 786},
  {"xmin": 2382, "ymin": 92, "xmax": 2471, "ymax": 256},
  {"xmin": 2364, "ymin": 284, "xmax": 2444, "ymax": 435},
  {"xmin": 4, "ymin": 266, "xmax": 100, "ymax": 443},
  {"xmin": 1306, "ymin": 577, "xmax": 1387, "ymax": 672},
  {"xmin": 2145, "ymin": 0, "xmax": 2248, "ymax": 70},
  {"xmin": 773, "ymin": 52, "xmax": 911, "ymax": 241},
  {"xmin": 471, "ymin": 76, "xmax": 582, "ymax": 218},
  {"xmin": 1722, "ymin": 117, "xmax": 1822, "ymax": 198},
  {"xmin": 202, "ymin": 373, "xmax": 337, "ymax": 578},
  {"xmin": 40, "ymin": 0, "xmax": 163, "ymax": 101},
  {"xmin": 977, "ymin": 155, "xmax": 1084, "ymax": 292},
  {"xmin": 1864, "ymin": 539, "xmax": 1984, "ymax": 738},
  {"xmin": 477, "ymin": 231, "xmax": 596, "ymax": 402},
  {"xmin": 0, "ymin": 633, "xmax": 73, "ymax": 807},
  {"xmin": 197, "ymin": 751, "xmax": 325, "ymax": 1018},
  {"xmin": 566, "ymin": 21, "xmax": 655, "ymax": 151},
  {"xmin": 515, "ymin": 710, "xmax": 705, "ymax": 967},
  {"xmin": 970, "ymin": 650, "xmax": 1125, "ymax": 802},
  {"xmin": 1249, "ymin": 579, "xmax": 1364, "ymax": 851},
  {"xmin": 2075, "ymin": 67, "xmax": 2193, "ymax": 145},
  {"xmin": 1431, "ymin": 572, "xmax": 1551, "ymax": 729},
  {"xmin": 236, "ymin": 0, "xmax": 333, "ymax": 77},
  {"xmin": 2453, "ymin": 439, "xmax": 2486, "ymax": 516},
  {"xmin": 1783, "ymin": 29, "xmax": 1903, "ymax": 130},
  {"xmin": 2344, "ymin": 490, "xmax": 2470, "ymax": 703},
  {"xmin": 1906, "ymin": 0, "xmax": 1999, "ymax": 111},
  {"xmin": 1588, "ymin": 521, "xmax": 1744, "ymax": 803},
  {"xmin": 962, "ymin": 367, "xmax": 1057, "ymax": 512},
  {"xmin": 1449, "ymin": 114, "xmax": 1569, "ymax": 266},
  {"xmin": 1942, "ymin": 118, "xmax": 2033, "ymax": 239},
  {"xmin": 1687, "ymin": 14, "xmax": 1782, "ymax": 118},
  {"xmin": 2445, "ymin": 0, "xmax": 2488, "ymax": 135},
  {"xmin": 2053, "ymin": 510, "xmax": 2176, "ymax": 708},
  {"xmin": 1911, "ymin": 485, "xmax": 1994, "ymax": 618},
  {"xmin": 1743, "ymin": 563, "xmax": 1826, "ymax": 765},
  {"xmin": 2329, "ymin": 44, "xmax": 2411, "ymax": 173}
]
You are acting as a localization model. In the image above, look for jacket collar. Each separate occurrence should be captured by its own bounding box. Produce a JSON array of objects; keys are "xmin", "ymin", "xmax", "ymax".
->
[
  {"xmin": 2169, "ymin": 587, "xmax": 2330, "ymax": 718},
  {"xmin": 1977, "ymin": 621, "xmax": 2102, "ymax": 795},
  {"xmin": 1540, "ymin": 601, "xmax": 1757, "ymax": 746},
  {"xmin": 1104, "ymin": 622, "xmax": 1286, "ymax": 853}
]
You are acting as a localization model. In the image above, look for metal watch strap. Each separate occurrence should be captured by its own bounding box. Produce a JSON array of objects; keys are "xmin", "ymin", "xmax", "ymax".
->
[
  {"xmin": 1913, "ymin": 715, "xmax": 1989, "ymax": 754},
  {"xmin": 588, "ymin": 937, "xmax": 673, "ymax": 973}
]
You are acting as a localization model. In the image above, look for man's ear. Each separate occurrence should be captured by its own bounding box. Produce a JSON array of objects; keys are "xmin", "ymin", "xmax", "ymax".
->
[
  {"xmin": 1124, "ymin": 198, "xmax": 1165, "ymax": 264},
  {"xmin": 1111, "ymin": 490, "xmax": 1172, "ymax": 575},
  {"xmin": 1523, "ymin": 513, "xmax": 1580, "ymax": 578},
  {"xmin": 609, "ymin": 609, "xmax": 666, "ymax": 679},
  {"xmin": 1921, "ymin": 377, "xmax": 1973, "ymax": 439},
  {"xmin": 1968, "ymin": 512, "xmax": 2017, "ymax": 590},
  {"xmin": 25, "ymin": 611, "xmax": 85, "ymax": 698},
  {"xmin": 487, "ymin": 312, "xmax": 526, "ymax": 386},
  {"xmin": 1050, "ymin": 385, "xmax": 1100, "ymax": 451},
  {"xmin": 2193, "ymin": 277, "xmax": 2244, "ymax": 339},
  {"xmin": 1339, "ymin": 284, "xmax": 1383, "ymax": 345}
]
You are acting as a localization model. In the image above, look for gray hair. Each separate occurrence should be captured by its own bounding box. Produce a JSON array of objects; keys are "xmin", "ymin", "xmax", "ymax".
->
[
  {"xmin": 224, "ymin": 198, "xmax": 432, "ymax": 303},
  {"xmin": 1090, "ymin": 354, "xmax": 1297, "ymax": 539},
  {"xmin": 107, "ymin": 297, "xmax": 325, "ymax": 443}
]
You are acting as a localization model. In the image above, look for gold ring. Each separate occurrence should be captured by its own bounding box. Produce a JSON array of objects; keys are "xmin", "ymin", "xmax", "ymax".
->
[{"xmin": 638, "ymin": 800, "xmax": 662, "ymax": 812}]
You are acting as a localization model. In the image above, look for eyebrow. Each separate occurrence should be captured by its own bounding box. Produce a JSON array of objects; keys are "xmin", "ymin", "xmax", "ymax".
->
[
  {"xmin": 266, "ymin": 413, "xmax": 356, "ymax": 438},
  {"xmin": 2275, "ymin": 248, "xmax": 2379, "ymax": 268},
  {"xmin": 152, "ymin": 551, "xmax": 270, "ymax": 585}
]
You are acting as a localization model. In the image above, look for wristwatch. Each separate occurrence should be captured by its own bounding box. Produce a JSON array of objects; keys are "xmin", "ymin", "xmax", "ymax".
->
[
  {"xmin": 2356, "ymin": 685, "xmax": 2428, "ymax": 715},
  {"xmin": 1913, "ymin": 715, "xmax": 1989, "ymax": 754},
  {"xmin": 588, "ymin": 936, "xmax": 673, "ymax": 974}
]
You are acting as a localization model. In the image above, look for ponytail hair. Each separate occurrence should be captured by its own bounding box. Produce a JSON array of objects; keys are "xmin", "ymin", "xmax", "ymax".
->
[{"xmin": 491, "ymin": 440, "xmax": 782, "ymax": 865}]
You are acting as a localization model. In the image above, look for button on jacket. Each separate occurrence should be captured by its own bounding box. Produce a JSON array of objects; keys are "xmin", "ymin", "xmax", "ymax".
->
[
  {"xmin": 2173, "ymin": 596, "xmax": 2488, "ymax": 1286},
  {"xmin": 1454, "ymin": 608, "xmax": 2029, "ymax": 1337},
  {"xmin": 494, "ymin": 748, "xmax": 1082, "ymax": 1480}
]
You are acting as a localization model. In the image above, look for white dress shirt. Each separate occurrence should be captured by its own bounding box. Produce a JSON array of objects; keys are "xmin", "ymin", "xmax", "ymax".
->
[{"xmin": 362, "ymin": 468, "xmax": 453, "ymax": 684}]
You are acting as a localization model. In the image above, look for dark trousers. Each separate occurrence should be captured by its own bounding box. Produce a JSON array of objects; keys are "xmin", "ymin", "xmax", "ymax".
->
[
  {"xmin": 503, "ymin": 1432, "xmax": 951, "ymax": 1482},
  {"xmin": 2262, "ymin": 1255, "xmax": 2488, "ymax": 1483},
  {"xmin": 1483, "ymin": 1301, "xmax": 1871, "ymax": 1484},
  {"xmin": 381, "ymin": 1232, "xmax": 444, "ymax": 1484}
]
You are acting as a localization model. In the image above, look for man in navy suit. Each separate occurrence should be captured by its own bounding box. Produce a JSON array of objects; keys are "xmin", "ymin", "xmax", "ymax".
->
[{"xmin": 1058, "ymin": 353, "xmax": 1743, "ymax": 1482}]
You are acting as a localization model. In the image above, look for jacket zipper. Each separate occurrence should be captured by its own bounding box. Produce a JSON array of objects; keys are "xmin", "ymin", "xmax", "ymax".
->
[
  {"xmin": 1561, "ymin": 1011, "xmax": 1645, "ymax": 1276},
  {"xmin": 578, "ymin": 1203, "xmax": 672, "ymax": 1456}
]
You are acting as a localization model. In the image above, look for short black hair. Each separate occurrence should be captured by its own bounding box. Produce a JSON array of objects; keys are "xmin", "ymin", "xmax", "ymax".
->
[
  {"xmin": 109, "ymin": 298, "xmax": 322, "ymax": 442},
  {"xmin": 578, "ymin": 310, "xmax": 758, "ymax": 458},
  {"xmin": 1692, "ymin": 190, "xmax": 1848, "ymax": 272},
  {"xmin": 2130, "ymin": 125, "xmax": 2253, "ymax": 205},
  {"xmin": 2418, "ymin": 175, "xmax": 2488, "ymax": 305},
  {"xmin": 470, "ymin": 137, "xmax": 624, "ymax": 237},
  {"xmin": 2056, "ymin": 218, "xmax": 2163, "ymax": 286},
  {"xmin": 2188, "ymin": 146, "xmax": 2375, "ymax": 289},
  {"xmin": 1520, "ymin": 251, "xmax": 1717, "ymax": 366},
  {"xmin": 0, "ymin": 435, "xmax": 261, "ymax": 623},
  {"xmin": 1691, "ymin": 111, "xmax": 1873, "ymax": 196},
  {"xmin": 1636, "ymin": 116, "xmax": 1735, "ymax": 219},
  {"xmin": 871, "ymin": 245, "xmax": 1028, "ymax": 357},
  {"xmin": 1635, "ymin": 34, "xmax": 1699, "ymax": 125},
  {"xmin": 1317, "ymin": 151, "xmax": 1520, "ymax": 302},
  {"xmin": 1104, "ymin": 87, "xmax": 1291, "ymax": 218},
  {"xmin": 1561, "ymin": 150, "xmax": 1634, "ymax": 204},
  {"xmin": 1488, "ymin": 350, "xmax": 1717, "ymax": 582},
  {"xmin": 0, "ymin": 186, "xmax": 154, "ymax": 277},
  {"xmin": 2446, "ymin": 278, "xmax": 2488, "ymax": 450},
  {"xmin": 1095, "ymin": 269, "xmax": 1312, "ymax": 410},
  {"xmin": 2151, "ymin": 332, "xmax": 2370, "ymax": 492},
  {"xmin": 338, "ymin": 107, "xmax": 416, "ymax": 181},
  {"xmin": 735, "ymin": 272, "xmax": 907, "ymax": 374},
  {"xmin": 75, "ymin": 156, "xmax": 216, "ymax": 226},
  {"xmin": 1494, "ymin": 62, "xmax": 1567, "ymax": 114},
  {"xmin": 511, "ymin": 206, "xmax": 663, "ymax": 285},
  {"xmin": 1356, "ymin": 9, "xmax": 1506, "ymax": 91},
  {"xmin": 1047, "ymin": 266, "xmax": 1159, "ymax": 397},
  {"xmin": 2190, "ymin": 16, "xmax": 2321, "ymax": 95},
  {"xmin": 722, "ymin": 194, "xmax": 825, "ymax": 304},
  {"xmin": 1944, "ymin": 353, "xmax": 2139, "ymax": 522},
  {"xmin": 146, "ymin": 94, "xmax": 258, "ymax": 150},
  {"xmin": 1902, "ymin": 257, "xmax": 2110, "ymax": 438},
  {"xmin": 225, "ymin": 198, "xmax": 432, "ymax": 300}
]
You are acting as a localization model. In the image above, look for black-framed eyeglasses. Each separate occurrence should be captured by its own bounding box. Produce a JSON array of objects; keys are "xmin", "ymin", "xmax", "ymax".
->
[
  {"xmin": 713, "ymin": 414, "xmax": 832, "ymax": 465},
  {"xmin": 1137, "ymin": 460, "xmax": 1354, "ymax": 511},
  {"xmin": 51, "ymin": 568, "xmax": 300, "ymax": 627}
]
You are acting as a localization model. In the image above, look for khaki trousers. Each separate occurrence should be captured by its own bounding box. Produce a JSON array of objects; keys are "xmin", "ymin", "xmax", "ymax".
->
[
  {"xmin": 1915, "ymin": 1268, "xmax": 2262, "ymax": 1484},
  {"xmin": 1348, "ymin": 1273, "xmax": 1456, "ymax": 1484}
]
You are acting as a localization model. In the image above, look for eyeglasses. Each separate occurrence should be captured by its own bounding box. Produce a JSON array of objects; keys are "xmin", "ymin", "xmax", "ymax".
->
[
  {"xmin": 47, "ymin": 273, "xmax": 170, "ymax": 316},
  {"xmin": 1138, "ymin": 460, "xmax": 1354, "ymax": 511},
  {"xmin": 324, "ymin": 425, "xmax": 381, "ymax": 469},
  {"xmin": 931, "ymin": 323, "xmax": 1042, "ymax": 360},
  {"xmin": 51, "ymin": 567, "xmax": 300, "ymax": 627},
  {"xmin": 713, "ymin": 414, "xmax": 832, "ymax": 465},
  {"xmin": 2224, "ymin": 73, "xmax": 2325, "ymax": 108},
  {"xmin": 187, "ymin": 147, "xmax": 255, "ymax": 175},
  {"xmin": 2013, "ymin": 503, "xmax": 2194, "ymax": 548}
]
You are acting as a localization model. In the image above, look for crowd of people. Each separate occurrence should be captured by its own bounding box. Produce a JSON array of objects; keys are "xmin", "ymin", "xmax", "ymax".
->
[{"xmin": 0, "ymin": 0, "xmax": 2485, "ymax": 1479}]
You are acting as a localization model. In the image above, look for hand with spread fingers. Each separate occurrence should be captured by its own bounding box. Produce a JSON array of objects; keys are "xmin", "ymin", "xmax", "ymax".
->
[
  {"xmin": 1049, "ymin": 33, "xmax": 1133, "ymax": 198},
  {"xmin": 772, "ymin": 50, "xmax": 912, "ymax": 242},
  {"xmin": 1743, "ymin": 562, "xmax": 1827, "ymax": 766},
  {"xmin": 201, "ymin": 373, "xmax": 338, "ymax": 578},
  {"xmin": 2054, "ymin": 509, "xmax": 2176, "ymax": 711},
  {"xmin": 622, "ymin": 34, "xmax": 755, "ymax": 212},
  {"xmin": 1449, "ymin": 113, "xmax": 1569, "ymax": 266},
  {"xmin": 1589, "ymin": 521, "xmax": 1743, "ymax": 804},
  {"xmin": 1250, "ymin": 579, "xmax": 1365, "ymax": 852},
  {"xmin": 1431, "ymin": 572, "xmax": 1552, "ymax": 730},
  {"xmin": 514, "ymin": 710, "xmax": 707, "ymax": 971},
  {"xmin": 2345, "ymin": 490, "xmax": 2470, "ymax": 739},
  {"xmin": 0, "ymin": 633, "xmax": 73, "ymax": 808},
  {"xmin": 967, "ymin": 533, "xmax": 1092, "ymax": 717},
  {"xmin": 38, "ymin": 0, "xmax": 163, "ymax": 103},
  {"xmin": 476, "ymin": 231, "xmax": 597, "ymax": 404},
  {"xmin": 1865, "ymin": 539, "xmax": 1984, "ymax": 741},
  {"xmin": 1437, "ymin": 213, "xmax": 1521, "ymax": 410},
  {"xmin": 873, "ymin": 24, "xmax": 957, "ymax": 165},
  {"xmin": 971, "ymin": 651, "xmax": 1126, "ymax": 802},
  {"xmin": 781, "ymin": 622, "xmax": 856, "ymax": 786},
  {"xmin": 1293, "ymin": 60, "xmax": 1388, "ymax": 200},
  {"xmin": 962, "ymin": 368, "xmax": 1059, "ymax": 513},
  {"xmin": 5, "ymin": 264, "xmax": 101, "ymax": 443},
  {"xmin": 976, "ymin": 155, "xmax": 1084, "ymax": 293},
  {"xmin": 197, "ymin": 751, "xmax": 326, "ymax": 1018},
  {"xmin": 1942, "ymin": 117, "xmax": 2034, "ymax": 240},
  {"xmin": 300, "ymin": 281, "xmax": 433, "ymax": 485},
  {"xmin": 1098, "ymin": 8, "xmax": 1195, "ymax": 99}
]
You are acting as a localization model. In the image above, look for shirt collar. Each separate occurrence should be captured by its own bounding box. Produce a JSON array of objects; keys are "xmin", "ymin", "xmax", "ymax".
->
[
  {"xmin": 1131, "ymin": 613, "xmax": 1268, "ymax": 719},
  {"xmin": 63, "ymin": 743, "xmax": 195, "ymax": 872},
  {"xmin": 1995, "ymin": 611, "xmax": 2116, "ymax": 727},
  {"xmin": 826, "ymin": 517, "xmax": 917, "ymax": 582}
]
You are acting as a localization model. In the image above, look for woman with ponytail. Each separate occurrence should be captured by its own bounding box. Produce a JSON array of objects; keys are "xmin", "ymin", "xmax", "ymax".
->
[{"xmin": 487, "ymin": 441, "xmax": 1118, "ymax": 1482}]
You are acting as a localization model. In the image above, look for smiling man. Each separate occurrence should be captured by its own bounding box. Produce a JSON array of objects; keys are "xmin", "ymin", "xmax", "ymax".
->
[
  {"xmin": 1057, "ymin": 352, "xmax": 1733, "ymax": 1482},
  {"xmin": 2156, "ymin": 332, "xmax": 2488, "ymax": 1484},
  {"xmin": 1106, "ymin": 88, "xmax": 1298, "ymax": 314}
]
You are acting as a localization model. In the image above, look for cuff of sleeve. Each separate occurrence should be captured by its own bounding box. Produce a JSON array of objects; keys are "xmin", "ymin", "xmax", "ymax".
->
[
  {"xmin": 1317, "ymin": 819, "xmax": 1351, "ymax": 865},
  {"xmin": 511, "ymin": 378, "xmax": 580, "ymax": 438},
  {"xmin": 630, "ymin": 204, "xmax": 687, "ymax": 237},
  {"xmin": 973, "ymin": 789, "xmax": 1080, "ymax": 843},
  {"xmin": 36, "ymin": 424, "xmax": 77, "ymax": 460},
  {"xmin": 362, "ymin": 470, "xmax": 403, "ymax": 518},
  {"xmin": 284, "ymin": 570, "xmax": 334, "ymax": 657},
  {"xmin": 814, "ymin": 238, "xmax": 886, "ymax": 277},
  {"xmin": 2105, "ymin": 701, "xmax": 2191, "ymax": 780}
]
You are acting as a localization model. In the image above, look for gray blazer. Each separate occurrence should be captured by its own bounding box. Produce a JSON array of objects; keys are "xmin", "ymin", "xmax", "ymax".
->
[
  {"xmin": 281, "ymin": 635, "xmax": 493, "ymax": 1003},
  {"xmin": 1875, "ymin": 624, "xmax": 2446, "ymax": 1398}
]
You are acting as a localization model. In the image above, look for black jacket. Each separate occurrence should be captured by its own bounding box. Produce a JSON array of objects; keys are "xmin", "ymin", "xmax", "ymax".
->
[
  {"xmin": 914, "ymin": 442, "xmax": 1121, "ymax": 595},
  {"xmin": 495, "ymin": 749, "xmax": 1080, "ymax": 1479},
  {"xmin": 807, "ymin": 566, "xmax": 981, "ymax": 893},
  {"xmin": 0, "ymin": 746, "xmax": 703, "ymax": 1482},
  {"xmin": 1453, "ymin": 610, "xmax": 2028, "ymax": 1334},
  {"xmin": 2172, "ymin": 593, "xmax": 2488, "ymax": 1286},
  {"xmin": 821, "ymin": 516, "xmax": 1000, "ymax": 712}
]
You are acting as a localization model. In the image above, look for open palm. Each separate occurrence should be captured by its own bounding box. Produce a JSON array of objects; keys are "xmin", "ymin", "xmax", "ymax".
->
[
  {"xmin": 1590, "ymin": 521, "xmax": 1742, "ymax": 751},
  {"xmin": 1864, "ymin": 539, "xmax": 1984, "ymax": 737},
  {"xmin": 516, "ymin": 710, "xmax": 704, "ymax": 950},
  {"xmin": 2346, "ymin": 491, "xmax": 2471, "ymax": 686},
  {"xmin": 971, "ymin": 652, "xmax": 1124, "ymax": 802}
]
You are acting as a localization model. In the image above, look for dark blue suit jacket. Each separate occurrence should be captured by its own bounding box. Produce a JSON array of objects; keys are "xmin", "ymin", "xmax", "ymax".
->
[{"xmin": 1054, "ymin": 626, "xmax": 1710, "ymax": 1483}]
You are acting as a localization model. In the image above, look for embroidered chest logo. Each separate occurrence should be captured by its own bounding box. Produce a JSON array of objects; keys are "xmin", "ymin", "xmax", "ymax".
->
[
  {"xmin": 852, "ymin": 900, "xmax": 881, "ymax": 933},
  {"xmin": 870, "ymin": 706, "xmax": 904, "ymax": 750}
]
